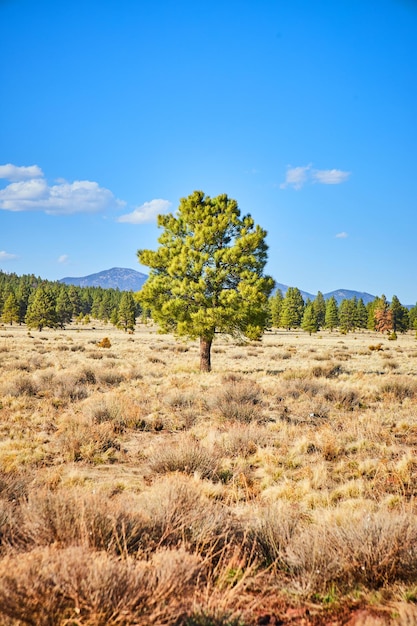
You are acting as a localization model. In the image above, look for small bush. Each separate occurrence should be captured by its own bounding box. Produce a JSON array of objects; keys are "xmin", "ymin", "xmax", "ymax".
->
[
  {"xmin": 216, "ymin": 381, "xmax": 263, "ymax": 422},
  {"xmin": 97, "ymin": 337, "xmax": 111, "ymax": 348},
  {"xmin": 148, "ymin": 438, "xmax": 220, "ymax": 481}
]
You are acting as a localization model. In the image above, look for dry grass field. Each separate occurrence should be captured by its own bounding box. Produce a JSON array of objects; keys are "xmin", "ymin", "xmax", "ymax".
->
[{"xmin": 0, "ymin": 321, "xmax": 417, "ymax": 625}]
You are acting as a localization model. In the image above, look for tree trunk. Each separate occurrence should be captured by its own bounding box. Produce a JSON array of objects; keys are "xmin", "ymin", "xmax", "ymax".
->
[{"xmin": 199, "ymin": 337, "xmax": 212, "ymax": 372}]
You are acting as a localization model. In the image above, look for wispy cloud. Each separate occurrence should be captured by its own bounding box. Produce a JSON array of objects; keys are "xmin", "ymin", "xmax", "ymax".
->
[
  {"xmin": 58, "ymin": 254, "xmax": 69, "ymax": 263},
  {"xmin": 118, "ymin": 199, "xmax": 172, "ymax": 224},
  {"xmin": 0, "ymin": 163, "xmax": 43, "ymax": 181},
  {"xmin": 280, "ymin": 165, "xmax": 312, "ymax": 190},
  {"xmin": 0, "ymin": 250, "xmax": 18, "ymax": 261},
  {"xmin": 0, "ymin": 164, "xmax": 125, "ymax": 214},
  {"xmin": 312, "ymin": 169, "xmax": 351, "ymax": 185},
  {"xmin": 280, "ymin": 164, "xmax": 351, "ymax": 190},
  {"xmin": 335, "ymin": 232, "xmax": 348, "ymax": 239}
]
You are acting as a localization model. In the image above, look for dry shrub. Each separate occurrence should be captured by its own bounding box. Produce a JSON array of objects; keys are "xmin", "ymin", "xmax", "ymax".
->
[
  {"xmin": 310, "ymin": 362, "xmax": 342, "ymax": 379},
  {"xmin": 217, "ymin": 424, "xmax": 271, "ymax": 458},
  {"xmin": 5, "ymin": 374, "xmax": 38, "ymax": 397},
  {"xmin": 55, "ymin": 414, "xmax": 121, "ymax": 463},
  {"xmin": 148, "ymin": 437, "xmax": 220, "ymax": 481},
  {"xmin": 216, "ymin": 380, "xmax": 263, "ymax": 422},
  {"xmin": 0, "ymin": 545, "xmax": 202, "ymax": 626},
  {"xmin": 97, "ymin": 336, "xmax": 111, "ymax": 348},
  {"xmin": 322, "ymin": 384, "xmax": 362, "ymax": 410},
  {"xmin": 249, "ymin": 502, "xmax": 306, "ymax": 567},
  {"xmin": 96, "ymin": 368, "xmax": 125, "ymax": 386},
  {"xmin": 276, "ymin": 378, "xmax": 321, "ymax": 399},
  {"xmin": 138, "ymin": 476, "xmax": 238, "ymax": 557},
  {"xmin": 15, "ymin": 489, "xmax": 154, "ymax": 555},
  {"xmin": 285, "ymin": 511, "xmax": 417, "ymax": 594},
  {"xmin": 380, "ymin": 378, "xmax": 416, "ymax": 402}
]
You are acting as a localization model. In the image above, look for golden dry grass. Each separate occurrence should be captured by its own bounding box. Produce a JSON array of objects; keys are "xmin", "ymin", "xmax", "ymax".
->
[{"xmin": 0, "ymin": 321, "xmax": 417, "ymax": 624}]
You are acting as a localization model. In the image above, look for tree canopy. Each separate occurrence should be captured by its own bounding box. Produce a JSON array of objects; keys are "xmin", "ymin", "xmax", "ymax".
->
[{"xmin": 137, "ymin": 191, "xmax": 274, "ymax": 371}]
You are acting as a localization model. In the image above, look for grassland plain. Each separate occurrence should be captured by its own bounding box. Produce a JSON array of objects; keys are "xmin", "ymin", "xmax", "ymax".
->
[{"xmin": 0, "ymin": 321, "xmax": 416, "ymax": 625}]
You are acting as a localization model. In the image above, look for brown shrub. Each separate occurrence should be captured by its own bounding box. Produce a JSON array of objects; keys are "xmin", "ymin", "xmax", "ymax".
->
[
  {"xmin": 216, "ymin": 381, "xmax": 263, "ymax": 422},
  {"xmin": 0, "ymin": 545, "xmax": 202, "ymax": 625}
]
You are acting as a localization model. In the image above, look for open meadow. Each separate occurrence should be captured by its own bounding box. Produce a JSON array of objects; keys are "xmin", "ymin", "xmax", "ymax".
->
[{"xmin": 0, "ymin": 322, "xmax": 417, "ymax": 625}]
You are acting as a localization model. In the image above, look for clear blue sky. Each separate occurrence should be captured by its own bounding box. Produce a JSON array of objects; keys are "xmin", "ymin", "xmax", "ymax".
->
[{"xmin": 1, "ymin": 0, "xmax": 416, "ymax": 303}]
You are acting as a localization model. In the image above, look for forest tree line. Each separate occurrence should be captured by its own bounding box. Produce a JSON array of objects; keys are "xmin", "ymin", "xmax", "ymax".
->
[
  {"xmin": 0, "ymin": 271, "xmax": 141, "ymax": 331},
  {"xmin": 270, "ymin": 287, "xmax": 417, "ymax": 336},
  {"xmin": 0, "ymin": 270, "xmax": 416, "ymax": 336}
]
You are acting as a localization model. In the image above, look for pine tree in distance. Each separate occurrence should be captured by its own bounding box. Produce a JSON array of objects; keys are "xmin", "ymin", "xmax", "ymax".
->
[{"xmin": 138, "ymin": 191, "xmax": 274, "ymax": 371}]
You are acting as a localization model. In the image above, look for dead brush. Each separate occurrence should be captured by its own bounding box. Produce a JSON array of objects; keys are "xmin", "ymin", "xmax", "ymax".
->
[
  {"xmin": 137, "ymin": 475, "xmax": 240, "ymax": 558},
  {"xmin": 310, "ymin": 362, "xmax": 342, "ymax": 379},
  {"xmin": 16, "ymin": 489, "xmax": 152, "ymax": 555},
  {"xmin": 0, "ymin": 545, "xmax": 203, "ymax": 626},
  {"xmin": 54, "ymin": 413, "xmax": 121, "ymax": 463},
  {"xmin": 216, "ymin": 380, "xmax": 263, "ymax": 422},
  {"xmin": 379, "ymin": 377, "xmax": 416, "ymax": 402},
  {"xmin": 217, "ymin": 423, "xmax": 271, "ymax": 458},
  {"xmin": 248, "ymin": 501, "xmax": 307, "ymax": 568},
  {"xmin": 148, "ymin": 437, "xmax": 221, "ymax": 481}
]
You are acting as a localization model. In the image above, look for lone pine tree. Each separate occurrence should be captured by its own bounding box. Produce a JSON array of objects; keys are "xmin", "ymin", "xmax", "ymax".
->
[{"xmin": 138, "ymin": 191, "xmax": 274, "ymax": 371}]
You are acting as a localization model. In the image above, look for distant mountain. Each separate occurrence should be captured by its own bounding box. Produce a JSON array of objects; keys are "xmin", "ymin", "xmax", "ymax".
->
[
  {"xmin": 274, "ymin": 283, "xmax": 376, "ymax": 304},
  {"xmin": 58, "ymin": 269, "xmax": 384, "ymax": 306},
  {"xmin": 59, "ymin": 267, "xmax": 147, "ymax": 291},
  {"xmin": 323, "ymin": 289, "xmax": 376, "ymax": 305}
]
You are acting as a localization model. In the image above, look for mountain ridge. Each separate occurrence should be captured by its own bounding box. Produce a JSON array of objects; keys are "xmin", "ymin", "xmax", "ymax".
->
[
  {"xmin": 59, "ymin": 267, "xmax": 147, "ymax": 291},
  {"xmin": 59, "ymin": 267, "xmax": 381, "ymax": 304}
]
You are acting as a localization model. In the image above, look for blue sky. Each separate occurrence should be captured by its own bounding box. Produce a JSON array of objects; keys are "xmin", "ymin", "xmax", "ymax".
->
[{"xmin": 1, "ymin": 0, "xmax": 416, "ymax": 303}]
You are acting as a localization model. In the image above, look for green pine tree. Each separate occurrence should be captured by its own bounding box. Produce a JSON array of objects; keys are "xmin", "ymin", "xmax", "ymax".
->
[
  {"xmin": 324, "ymin": 296, "xmax": 339, "ymax": 331},
  {"xmin": 390, "ymin": 295, "xmax": 409, "ymax": 333},
  {"xmin": 56, "ymin": 288, "xmax": 73, "ymax": 328},
  {"xmin": 2, "ymin": 293, "xmax": 19, "ymax": 325},
  {"xmin": 117, "ymin": 291, "xmax": 136, "ymax": 332},
  {"xmin": 269, "ymin": 289, "xmax": 284, "ymax": 328},
  {"xmin": 301, "ymin": 301, "xmax": 319, "ymax": 335},
  {"xmin": 138, "ymin": 190, "xmax": 274, "ymax": 371},
  {"xmin": 280, "ymin": 287, "xmax": 305, "ymax": 330},
  {"xmin": 313, "ymin": 291, "xmax": 326, "ymax": 329},
  {"xmin": 26, "ymin": 287, "xmax": 57, "ymax": 331},
  {"xmin": 338, "ymin": 298, "xmax": 357, "ymax": 333}
]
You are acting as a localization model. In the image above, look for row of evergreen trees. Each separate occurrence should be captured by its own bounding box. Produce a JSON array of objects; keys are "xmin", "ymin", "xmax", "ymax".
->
[
  {"xmin": 269, "ymin": 287, "xmax": 417, "ymax": 334},
  {"xmin": 0, "ymin": 271, "xmax": 140, "ymax": 331},
  {"xmin": 1, "ymin": 270, "xmax": 416, "ymax": 335}
]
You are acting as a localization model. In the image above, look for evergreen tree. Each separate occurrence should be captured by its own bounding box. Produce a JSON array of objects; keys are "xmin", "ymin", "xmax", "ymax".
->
[
  {"xmin": 339, "ymin": 298, "xmax": 357, "ymax": 333},
  {"xmin": 269, "ymin": 289, "xmax": 283, "ymax": 328},
  {"xmin": 324, "ymin": 296, "xmax": 338, "ymax": 331},
  {"xmin": 390, "ymin": 295, "xmax": 409, "ymax": 333},
  {"xmin": 98, "ymin": 292, "xmax": 114, "ymax": 321},
  {"xmin": 408, "ymin": 304, "xmax": 417, "ymax": 332},
  {"xmin": 301, "ymin": 300, "xmax": 318, "ymax": 335},
  {"xmin": 68, "ymin": 286, "xmax": 82, "ymax": 317},
  {"xmin": 26, "ymin": 287, "xmax": 57, "ymax": 331},
  {"xmin": 313, "ymin": 291, "xmax": 326, "ymax": 329},
  {"xmin": 117, "ymin": 291, "xmax": 136, "ymax": 332},
  {"xmin": 138, "ymin": 190, "xmax": 274, "ymax": 372},
  {"xmin": 2, "ymin": 293, "xmax": 19, "ymax": 325},
  {"xmin": 280, "ymin": 287, "xmax": 304, "ymax": 330},
  {"xmin": 356, "ymin": 298, "xmax": 368, "ymax": 329},
  {"xmin": 56, "ymin": 288, "xmax": 73, "ymax": 328}
]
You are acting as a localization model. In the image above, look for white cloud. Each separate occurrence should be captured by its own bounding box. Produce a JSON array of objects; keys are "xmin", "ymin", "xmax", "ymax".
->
[
  {"xmin": 0, "ymin": 166, "xmax": 125, "ymax": 214},
  {"xmin": 280, "ymin": 165, "xmax": 312, "ymax": 190},
  {"xmin": 280, "ymin": 164, "xmax": 351, "ymax": 189},
  {"xmin": 312, "ymin": 169, "xmax": 351, "ymax": 185},
  {"xmin": 335, "ymin": 232, "xmax": 348, "ymax": 239},
  {"xmin": 58, "ymin": 254, "xmax": 69, "ymax": 263},
  {"xmin": 0, "ymin": 163, "xmax": 43, "ymax": 181},
  {"xmin": 118, "ymin": 199, "xmax": 172, "ymax": 224},
  {"xmin": 0, "ymin": 250, "xmax": 18, "ymax": 261}
]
